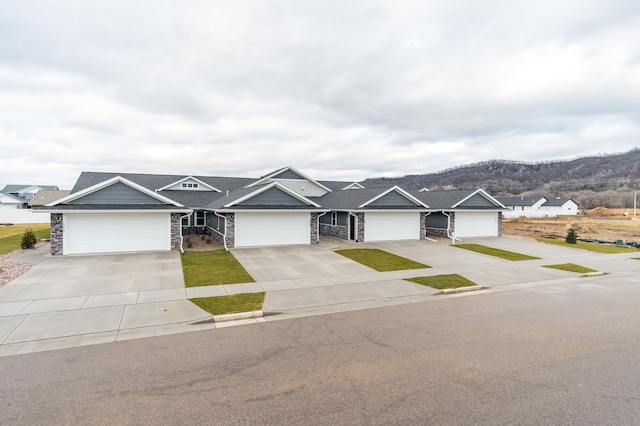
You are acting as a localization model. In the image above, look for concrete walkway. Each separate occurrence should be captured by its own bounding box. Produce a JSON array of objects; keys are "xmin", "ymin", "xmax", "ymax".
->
[{"xmin": 1, "ymin": 237, "xmax": 639, "ymax": 356}]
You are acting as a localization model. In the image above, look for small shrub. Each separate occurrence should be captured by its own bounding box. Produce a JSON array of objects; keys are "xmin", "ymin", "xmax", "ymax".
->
[
  {"xmin": 187, "ymin": 242, "xmax": 193, "ymax": 248},
  {"xmin": 565, "ymin": 226, "xmax": 578, "ymax": 244},
  {"xmin": 21, "ymin": 228, "xmax": 37, "ymax": 249},
  {"xmin": 206, "ymin": 237, "xmax": 212, "ymax": 244}
]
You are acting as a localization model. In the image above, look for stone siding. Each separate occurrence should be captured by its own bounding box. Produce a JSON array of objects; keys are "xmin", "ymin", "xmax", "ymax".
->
[
  {"xmin": 426, "ymin": 227, "xmax": 448, "ymax": 238},
  {"xmin": 224, "ymin": 213, "xmax": 235, "ymax": 248},
  {"xmin": 170, "ymin": 213, "xmax": 182, "ymax": 250},
  {"xmin": 498, "ymin": 212, "xmax": 503, "ymax": 236},
  {"xmin": 310, "ymin": 213, "xmax": 319, "ymax": 244},
  {"xmin": 420, "ymin": 212, "xmax": 427, "ymax": 240},
  {"xmin": 449, "ymin": 212, "xmax": 456, "ymax": 237},
  {"xmin": 356, "ymin": 212, "xmax": 365, "ymax": 242},
  {"xmin": 319, "ymin": 223, "xmax": 348, "ymax": 240},
  {"xmin": 50, "ymin": 213, "xmax": 63, "ymax": 255}
]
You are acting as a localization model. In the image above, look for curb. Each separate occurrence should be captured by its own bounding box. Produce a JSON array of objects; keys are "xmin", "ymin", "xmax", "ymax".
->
[
  {"xmin": 191, "ymin": 310, "xmax": 264, "ymax": 324},
  {"xmin": 579, "ymin": 272, "xmax": 606, "ymax": 278},
  {"xmin": 438, "ymin": 285, "xmax": 484, "ymax": 295}
]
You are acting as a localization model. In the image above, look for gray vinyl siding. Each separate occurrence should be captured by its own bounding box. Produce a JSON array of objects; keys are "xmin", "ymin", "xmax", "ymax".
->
[
  {"xmin": 206, "ymin": 212, "xmax": 225, "ymax": 233},
  {"xmin": 457, "ymin": 193, "xmax": 496, "ymax": 208},
  {"xmin": 337, "ymin": 212, "xmax": 348, "ymax": 226},
  {"xmin": 368, "ymin": 191, "xmax": 417, "ymax": 207},
  {"xmin": 273, "ymin": 169, "xmax": 304, "ymax": 180},
  {"xmin": 425, "ymin": 212, "xmax": 448, "ymax": 229},
  {"xmin": 238, "ymin": 187, "xmax": 307, "ymax": 206},
  {"xmin": 320, "ymin": 213, "xmax": 332, "ymax": 224},
  {"xmin": 68, "ymin": 182, "xmax": 164, "ymax": 205}
]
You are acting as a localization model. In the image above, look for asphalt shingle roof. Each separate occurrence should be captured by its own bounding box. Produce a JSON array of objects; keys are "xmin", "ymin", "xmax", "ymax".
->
[{"xmin": 495, "ymin": 196, "xmax": 546, "ymax": 207}]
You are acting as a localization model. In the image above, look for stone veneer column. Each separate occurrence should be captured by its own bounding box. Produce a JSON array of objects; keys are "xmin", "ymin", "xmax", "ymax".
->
[
  {"xmin": 170, "ymin": 213, "xmax": 182, "ymax": 250},
  {"xmin": 310, "ymin": 212, "xmax": 319, "ymax": 244},
  {"xmin": 498, "ymin": 212, "xmax": 503, "ymax": 236},
  {"xmin": 449, "ymin": 212, "xmax": 456, "ymax": 237},
  {"xmin": 225, "ymin": 213, "xmax": 235, "ymax": 248},
  {"xmin": 420, "ymin": 212, "xmax": 427, "ymax": 240},
  {"xmin": 50, "ymin": 213, "xmax": 64, "ymax": 255},
  {"xmin": 356, "ymin": 212, "xmax": 365, "ymax": 242}
]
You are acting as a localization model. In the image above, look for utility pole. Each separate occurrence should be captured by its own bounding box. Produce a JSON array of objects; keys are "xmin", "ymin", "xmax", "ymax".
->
[{"xmin": 635, "ymin": 190, "xmax": 640, "ymax": 217}]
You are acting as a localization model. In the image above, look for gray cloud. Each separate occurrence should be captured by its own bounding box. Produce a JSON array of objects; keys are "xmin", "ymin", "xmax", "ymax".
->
[{"xmin": 1, "ymin": 0, "xmax": 639, "ymax": 189}]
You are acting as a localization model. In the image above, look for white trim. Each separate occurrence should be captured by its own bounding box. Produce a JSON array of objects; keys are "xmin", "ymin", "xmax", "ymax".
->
[
  {"xmin": 43, "ymin": 209, "xmax": 192, "ymax": 214},
  {"xmin": 245, "ymin": 166, "xmax": 332, "ymax": 192},
  {"xmin": 451, "ymin": 188, "xmax": 506, "ymax": 209},
  {"xmin": 156, "ymin": 176, "xmax": 221, "ymax": 192},
  {"xmin": 46, "ymin": 176, "xmax": 185, "ymax": 207},
  {"xmin": 419, "ymin": 188, "xmax": 429, "ymax": 192},
  {"xmin": 223, "ymin": 181, "xmax": 322, "ymax": 208},
  {"xmin": 358, "ymin": 186, "xmax": 429, "ymax": 208},
  {"xmin": 0, "ymin": 192, "xmax": 24, "ymax": 203},
  {"xmin": 342, "ymin": 182, "xmax": 364, "ymax": 190}
]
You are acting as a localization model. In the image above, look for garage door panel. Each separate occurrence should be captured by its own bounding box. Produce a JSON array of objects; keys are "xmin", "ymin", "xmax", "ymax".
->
[
  {"xmin": 455, "ymin": 212, "xmax": 498, "ymax": 238},
  {"xmin": 235, "ymin": 212, "xmax": 310, "ymax": 247},
  {"xmin": 365, "ymin": 212, "xmax": 420, "ymax": 242},
  {"xmin": 64, "ymin": 213, "xmax": 171, "ymax": 255}
]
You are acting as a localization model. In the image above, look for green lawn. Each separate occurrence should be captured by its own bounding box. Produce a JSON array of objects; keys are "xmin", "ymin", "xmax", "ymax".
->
[
  {"xmin": 181, "ymin": 250, "xmax": 255, "ymax": 287},
  {"xmin": 335, "ymin": 248, "xmax": 430, "ymax": 272},
  {"xmin": 536, "ymin": 237, "xmax": 640, "ymax": 254},
  {"xmin": 190, "ymin": 292, "xmax": 265, "ymax": 316},
  {"xmin": 452, "ymin": 244, "xmax": 540, "ymax": 261},
  {"xmin": 544, "ymin": 263, "xmax": 598, "ymax": 274},
  {"xmin": 406, "ymin": 274, "xmax": 477, "ymax": 290},
  {"xmin": 0, "ymin": 224, "xmax": 50, "ymax": 255}
]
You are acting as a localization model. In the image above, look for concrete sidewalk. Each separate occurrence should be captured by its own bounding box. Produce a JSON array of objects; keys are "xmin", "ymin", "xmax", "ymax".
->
[{"xmin": 1, "ymin": 237, "xmax": 639, "ymax": 356}]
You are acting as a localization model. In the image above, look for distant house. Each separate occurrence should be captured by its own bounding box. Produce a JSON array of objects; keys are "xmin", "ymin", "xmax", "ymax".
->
[
  {"xmin": 0, "ymin": 185, "xmax": 59, "ymax": 209},
  {"xmin": 541, "ymin": 198, "xmax": 579, "ymax": 215},
  {"xmin": 28, "ymin": 190, "xmax": 72, "ymax": 208},
  {"xmin": 495, "ymin": 196, "xmax": 547, "ymax": 214}
]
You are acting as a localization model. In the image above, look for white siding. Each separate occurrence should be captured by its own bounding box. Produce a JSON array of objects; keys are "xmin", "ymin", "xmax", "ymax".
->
[
  {"xmin": 0, "ymin": 209, "xmax": 50, "ymax": 223},
  {"xmin": 63, "ymin": 213, "xmax": 171, "ymax": 255},
  {"xmin": 269, "ymin": 179, "xmax": 329, "ymax": 197}
]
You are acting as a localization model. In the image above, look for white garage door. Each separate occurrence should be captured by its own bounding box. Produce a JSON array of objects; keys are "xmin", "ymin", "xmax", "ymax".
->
[
  {"xmin": 64, "ymin": 213, "xmax": 171, "ymax": 255},
  {"xmin": 454, "ymin": 212, "xmax": 499, "ymax": 238},
  {"xmin": 235, "ymin": 212, "xmax": 310, "ymax": 247},
  {"xmin": 364, "ymin": 212, "xmax": 420, "ymax": 242}
]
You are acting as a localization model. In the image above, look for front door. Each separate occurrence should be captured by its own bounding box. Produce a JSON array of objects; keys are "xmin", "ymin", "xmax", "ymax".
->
[{"xmin": 349, "ymin": 214, "xmax": 356, "ymax": 241}]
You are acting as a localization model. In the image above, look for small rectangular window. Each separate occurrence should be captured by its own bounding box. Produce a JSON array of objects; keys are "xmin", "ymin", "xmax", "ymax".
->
[
  {"xmin": 196, "ymin": 211, "xmax": 205, "ymax": 226},
  {"xmin": 181, "ymin": 183, "xmax": 188, "ymax": 188},
  {"xmin": 331, "ymin": 212, "xmax": 338, "ymax": 226}
]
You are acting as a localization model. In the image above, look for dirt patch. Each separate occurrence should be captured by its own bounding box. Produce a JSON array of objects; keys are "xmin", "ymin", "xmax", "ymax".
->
[
  {"xmin": 503, "ymin": 215, "xmax": 640, "ymax": 242},
  {"xmin": 182, "ymin": 233, "xmax": 224, "ymax": 251}
]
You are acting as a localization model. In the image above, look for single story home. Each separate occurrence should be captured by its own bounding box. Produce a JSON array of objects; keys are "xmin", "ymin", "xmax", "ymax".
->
[
  {"xmin": 495, "ymin": 196, "xmax": 548, "ymax": 213},
  {"xmin": 540, "ymin": 198, "xmax": 579, "ymax": 215},
  {"xmin": 41, "ymin": 167, "xmax": 507, "ymax": 255},
  {"xmin": 0, "ymin": 184, "xmax": 59, "ymax": 209}
]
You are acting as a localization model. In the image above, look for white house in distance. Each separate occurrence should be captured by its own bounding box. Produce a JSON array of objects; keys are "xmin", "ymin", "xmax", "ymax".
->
[
  {"xmin": 540, "ymin": 198, "xmax": 579, "ymax": 215},
  {"xmin": 496, "ymin": 196, "xmax": 547, "ymax": 217}
]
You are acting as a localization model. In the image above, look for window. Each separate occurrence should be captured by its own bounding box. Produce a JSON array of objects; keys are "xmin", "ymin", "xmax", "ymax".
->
[
  {"xmin": 182, "ymin": 215, "xmax": 190, "ymax": 226},
  {"xmin": 181, "ymin": 182, "xmax": 199, "ymax": 189},
  {"xmin": 196, "ymin": 211, "xmax": 205, "ymax": 226},
  {"xmin": 331, "ymin": 212, "xmax": 338, "ymax": 226}
]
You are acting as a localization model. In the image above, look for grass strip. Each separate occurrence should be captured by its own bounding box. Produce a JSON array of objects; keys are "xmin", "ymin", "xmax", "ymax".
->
[
  {"xmin": 536, "ymin": 237, "xmax": 639, "ymax": 254},
  {"xmin": 453, "ymin": 244, "xmax": 540, "ymax": 261},
  {"xmin": 335, "ymin": 248, "xmax": 430, "ymax": 272},
  {"xmin": 544, "ymin": 263, "xmax": 598, "ymax": 274},
  {"xmin": 0, "ymin": 225, "xmax": 51, "ymax": 255},
  {"xmin": 181, "ymin": 250, "xmax": 255, "ymax": 287},
  {"xmin": 406, "ymin": 274, "xmax": 477, "ymax": 290},
  {"xmin": 190, "ymin": 292, "xmax": 265, "ymax": 316}
]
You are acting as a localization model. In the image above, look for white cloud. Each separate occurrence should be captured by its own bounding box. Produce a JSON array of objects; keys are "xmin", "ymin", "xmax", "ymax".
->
[{"xmin": 0, "ymin": 0, "xmax": 639, "ymax": 189}]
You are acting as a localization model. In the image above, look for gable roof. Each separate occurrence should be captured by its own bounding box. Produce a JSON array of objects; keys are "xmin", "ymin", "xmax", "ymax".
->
[
  {"xmin": 211, "ymin": 182, "xmax": 322, "ymax": 209},
  {"xmin": 156, "ymin": 176, "xmax": 221, "ymax": 192},
  {"xmin": 28, "ymin": 190, "xmax": 72, "ymax": 207},
  {"xmin": 48, "ymin": 176, "xmax": 185, "ymax": 207},
  {"xmin": 542, "ymin": 198, "xmax": 578, "ymax": 207},
  {"xmin": 0, "ymin": 192, "xmax": 24, "ymax": 204},
  {"xmin": 451, "ymin": 189, "xmax": 506, "ymax": 209},
  {"xmin": 495, "ymin": 196, "xmax": 547, "ymax": 207},
  {"xmin": 245, "ymin": 166, "xmax": 332, "ymax": 193},
  {"xmin": 359, "ymin": 186, "xmax": 428, "ymax": 208},
  {"xmin": 342, "ymin": 182, "xmax": 365, "ymax": 190}
]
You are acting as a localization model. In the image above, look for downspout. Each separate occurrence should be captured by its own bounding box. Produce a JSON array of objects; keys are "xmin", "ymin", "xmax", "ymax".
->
[
  {"xmin": 348, "ymin": 211, "xmax": 358, "ymax": 242},
  {"xmin": 442, "ymin": 212, "xmax": 462, "ymax": 244},
  {"xmin": 178, "ymin": 212, "xmax": 192, "ymax": 254},
  {"xmin": 317, "ymin": 211, "xmax": 328, "ymax": 243},
  {"xmin": 423, "ymin": 212, "xmax": 437, "ymax": 243},
  {"xmin": 213, "ymin": 210, "xmax": 229, "ymax": 251}
]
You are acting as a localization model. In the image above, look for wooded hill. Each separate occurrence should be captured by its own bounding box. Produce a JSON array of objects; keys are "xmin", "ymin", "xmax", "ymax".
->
[{"xmin": 365, "ymin": 148, "xmax": 640, "ymax": 209}]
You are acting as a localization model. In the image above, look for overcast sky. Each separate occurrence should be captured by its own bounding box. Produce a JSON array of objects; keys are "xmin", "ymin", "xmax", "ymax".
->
[{"xmin": 1, "ymin": 0, "xmax": 639, "ymax": 189}]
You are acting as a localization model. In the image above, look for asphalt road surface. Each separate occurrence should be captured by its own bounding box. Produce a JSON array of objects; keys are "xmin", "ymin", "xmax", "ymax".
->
[{"xmin": 2, "ymin": 272, "xmax": 640, "ymax": 425}]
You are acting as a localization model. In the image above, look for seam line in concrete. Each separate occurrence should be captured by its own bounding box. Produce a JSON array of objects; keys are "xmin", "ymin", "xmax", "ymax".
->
[{"xmin": 1, "ymin": 315, "xmax": 28, "ymax": 345}]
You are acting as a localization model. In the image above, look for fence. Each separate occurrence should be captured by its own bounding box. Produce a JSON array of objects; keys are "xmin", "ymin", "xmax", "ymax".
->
[
  {"xmin": 0, "ymin": 209, "xmax": 51, "ymax": 224},
  {"xmin": 503, "ymin": 211, "xmax": 558, "ymax": 219}
]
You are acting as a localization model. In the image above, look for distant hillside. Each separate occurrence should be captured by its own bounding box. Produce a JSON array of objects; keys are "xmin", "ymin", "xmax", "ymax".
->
[{"xmin": 365, "ymin": 148, "xmax": 640, "ymax": 209}]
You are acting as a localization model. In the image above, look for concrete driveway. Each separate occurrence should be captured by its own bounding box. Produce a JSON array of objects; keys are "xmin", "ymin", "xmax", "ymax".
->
[{"xmin": 0, "ymin": 248, "xmax": 210, "ymax": 355}]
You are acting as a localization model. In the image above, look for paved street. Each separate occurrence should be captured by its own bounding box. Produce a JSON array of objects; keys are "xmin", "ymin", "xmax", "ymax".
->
[{"xmin": 2, "ymin": 271, "xmax": 640, "ymax": 425}]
